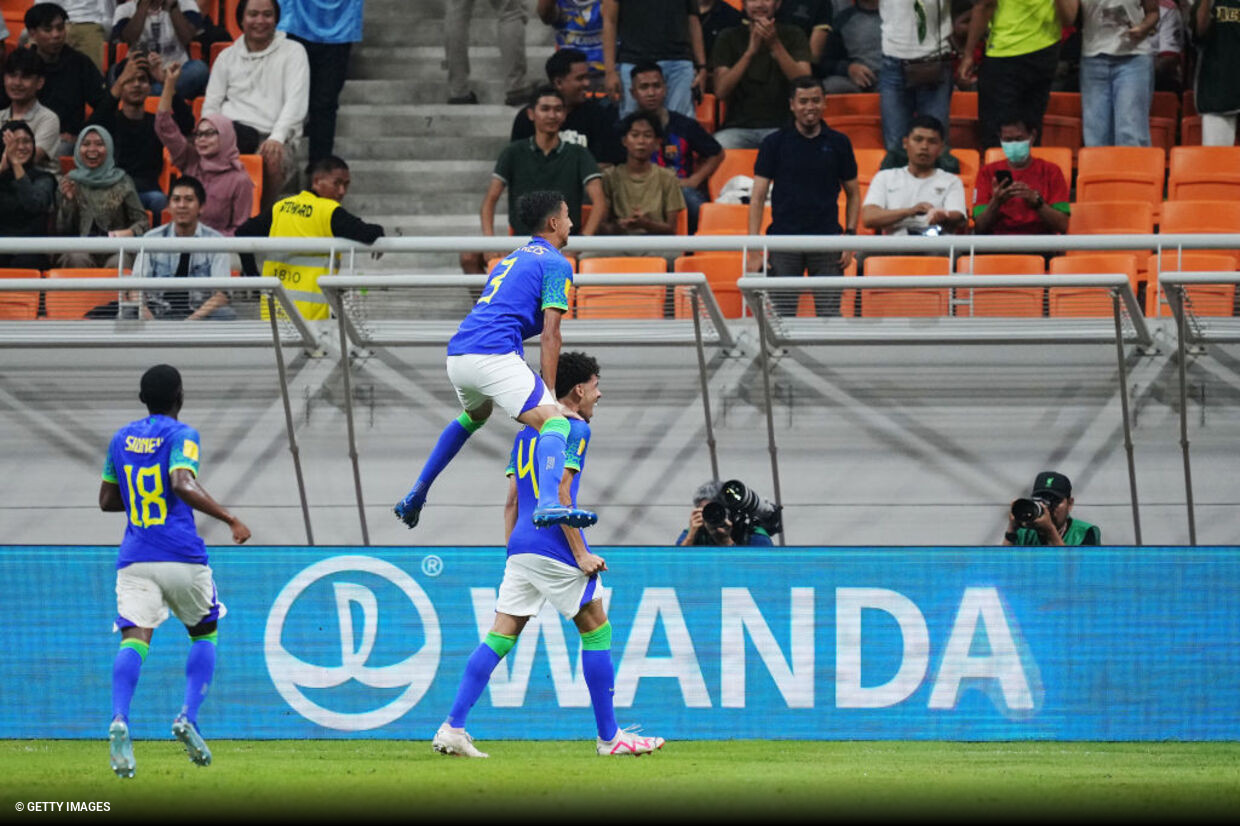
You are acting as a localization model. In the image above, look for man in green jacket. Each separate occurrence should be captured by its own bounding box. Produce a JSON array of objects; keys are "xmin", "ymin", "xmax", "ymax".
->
[{"xmin": 1003, "ymin": 470, "xmax": 1101, "ymax": 546}]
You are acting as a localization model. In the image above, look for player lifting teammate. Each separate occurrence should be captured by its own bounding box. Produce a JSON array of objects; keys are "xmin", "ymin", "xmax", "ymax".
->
[
  {"xmin": 395, "ymin": 190, "xmax": 597, "ymax": 531},
  {"xmin": 99, "ymin": 365, "xmax": 251, "ymax": 778},
  {"xmin": 432, "ymin": 352, "xmax": 665, "ymax": 758}
]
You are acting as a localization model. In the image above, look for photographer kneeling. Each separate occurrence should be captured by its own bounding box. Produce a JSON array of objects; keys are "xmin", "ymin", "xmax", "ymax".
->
[
  {"xmin": 677, "ymin": 480, "xmax": 779, "ymax": 547},
  {"xmin": 1003, "ymin": 471, "xmax": 1100, "ymax": 546}
]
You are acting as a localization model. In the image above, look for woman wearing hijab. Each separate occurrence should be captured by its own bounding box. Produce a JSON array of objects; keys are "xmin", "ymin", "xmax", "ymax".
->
[
  {"xmin": 156, "ymin": 62, "xmax": 255, "ymax": 235},
  {"xmin": 0, "ymin": 121, "xmax": 57, "ymax": 270},
  {"xmin": 55, "ymin": 125, "xmax": 150, "ymax": 269}
]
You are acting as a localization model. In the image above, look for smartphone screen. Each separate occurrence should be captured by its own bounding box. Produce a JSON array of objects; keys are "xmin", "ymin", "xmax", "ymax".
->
[{"xmin": 995, "ymin": 170, "xmax": 1013, "ymax": 186}]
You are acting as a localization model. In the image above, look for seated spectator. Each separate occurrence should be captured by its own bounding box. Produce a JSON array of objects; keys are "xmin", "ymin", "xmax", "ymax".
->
[
  {"xmin": 1154, "ymin": 0, "xmax": 1186, "ymax": 93},
  {"xmin": 133, "ymin": 175, "xmax": 236, "ymax": 320},
  {"xmin": 157, "ymin": 62, "xmax": 254, "ymax": 235},
  {"xmin": 1079, "ymin": 0, "xmax": 1159, "ymax": 147},
  {"xmin": 538, "ymin": 1, "xmax": 605, "ymax": 86},
  {"xmin": 698, "ymin": 0, "xmax": 744, "ymax": 60},
  {"xmin": 598, "ymin": 111, "xmax": 686, "ymax": 240},
  {"xmin": 972, "ymin": 115, "xmax": 1069, "ymax": 235},
  {"xmin": 776, "ymin": 0, "xmax": 835, "ymax": 65},
  {"xmin": 862, "ymin": 115, "xmax": 966, "ymax": 235},
  {"xmin": 602, "ymin": 0, "xmax": 707, "ymax": 118},
  {"xmin": 511, "ymin": 47, "xmax": 623, "ymax": 165},
  {"xmin": 464, "ymin": 86, "xmax": 605, "ymax": 273},
  {"xmin": 112, "ymin": 1, "xmax": 209, "ymax": 99},
  {"xmin": 1193, "ymin": 0, "xmax": 1240, "ymax": 146},
  {"xmin": 711, "ymin": 0, "xmax": 813, "ymax": 149},
  {"xmin": 55, "ymin": 124, "xmax": 150, "ymax": 268},
  {"xmin": 202, "ymin": 0, "xmax": 309, "ymax": 210},
  {"xmin": 821, "ymin": 0, "xmax": 881, "ymax": 94},
  {"xmin": 0, "ymin": 121, "xmax": 57, "ymax": 270},
  {"xmin": 0, "ymin": 49, "xmax": 61, "ymax": 174},
  {"xmin": 629, "ymin": 60, "xmax": 724, "ymax": 233}
]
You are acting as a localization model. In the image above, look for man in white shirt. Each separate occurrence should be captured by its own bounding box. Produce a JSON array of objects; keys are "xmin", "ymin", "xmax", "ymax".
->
[
  {"xmin": 861, "ymin": 115, "xmax": 966, "ymax": 235},
  {"xmin": 112, "ymin": 0, "xmax": 208, "ymax": 97},
  {"xmin": 0, "ymin": 49, "xmax": 61, "ymax": 173}
]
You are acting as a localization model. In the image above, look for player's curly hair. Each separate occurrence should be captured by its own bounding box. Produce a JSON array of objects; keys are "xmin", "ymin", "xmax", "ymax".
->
[
  {"xmin": 517, "ymin": 191, "xmax": 567, "ymax": 234},
  {"xmin": 556, "ymin": 352, "xmax": 599, "ymax": 400},
  {"xmin": 140, "ymin": 364, "xmax": 183, "ymax": 415}
]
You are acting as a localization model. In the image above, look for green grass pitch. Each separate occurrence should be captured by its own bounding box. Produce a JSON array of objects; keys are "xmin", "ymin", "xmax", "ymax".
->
[{"xmin": 3, "ymin": 740, "xmax": 1238, "ymax": 823}]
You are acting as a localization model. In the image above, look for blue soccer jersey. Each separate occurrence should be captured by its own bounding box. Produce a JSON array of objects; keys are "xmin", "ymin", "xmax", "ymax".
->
[
  {"xmin": 505, "ymin": 417, "xmax": 591, "ymax": 567},
  {"xmin": 447, "ymin": 237, "xmax": 573, "ymax": 357},
  {"xmin": 102, "ymin": 415, "xmax": 207, "ymax": 569}
]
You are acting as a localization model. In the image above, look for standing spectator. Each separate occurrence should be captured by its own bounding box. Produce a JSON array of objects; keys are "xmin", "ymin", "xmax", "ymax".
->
[
  {"xmin": 280, "ymin": 0, "xmax": 364, "ymax": 164},
  {"xmin": 602, "ymin": 0, "xmax": 708, "ymax": 118},
  {"xmin": 960, "ymin": 0, "xmax": 1080, "ymax": 149},
  {"xmin": 699, "ymin": 0, "xmax": 744, "ymax": 58},
  {"xmin": 1153, "ymin": 0, "xmax": 1186, "ymax": 92},
  {"xmin": 0, "ymin": 121, "xmax": 57, "ymax": 271},
  {"xmin": 1192, "ymin": 0, "xmax": 1240, "ymax": 146},
  {"xmin": 1, "ymin": 49, "xmax": 61, "ymax": 173},
  {"xmin": 712, "ymin": 0, "xmax": 813, "ymax": 149},
  {"xmin": 538, "ymin": 1, "xmax": 605, "ymax": 84},
  {"xmin": 776, "ymin": 0, "xmax": 835, "ymax": 64},
  {"xmin": 510, "ymin": 48, "xmax": 623, "ymax": 165},
  {"xmin": 862, "ymin": 115, "xmax": 967, "ymax": 234},
  {"xmin": 598, "ymin": 111, "xmax": 686, "ymax": 242},
  {"xmin": 61, "ymin": 0, "xmax": 113, "ymax": 72},
  {"xmin": 629, "ymin": 60, "xmax": 724, "ymax": 233},
  {"xmin": 821, "ymin": 0, "xmax": 882, "ymax": 94},
  {"xmin": 1078, "ymin": 0, "xmax": 1159, "ymax": 147},
  {"xmin": 878, "ymin": 0, "xmax": 955, "ymax": 160},
  {"xmin": 972, "ymin": 115, "xmax": 1070, "ymax": 234},
  {"xmin": 55, "ymin": 124, "xmax": 149, "ymax": 269},
  {"xmin": 202, "ymin": 0, "xmax": 309, "ymax": 210},
  {"xmin": 112, "ymin": 1, "xmax": 209, "ymax": 98},
  {"xmin": 445, "ymin": 0, "xmax": 532, "ymax": 106},
  {"xmin": 949, "ymin": 0, "xmax": 983, "ymax": 91},
  {"xmin": 747, "ymin": 76, "xmax": 860, "ymax": 317},
  {"xmin": 157, "ymin": 62, "xmax": 254, "ymax": 235}
]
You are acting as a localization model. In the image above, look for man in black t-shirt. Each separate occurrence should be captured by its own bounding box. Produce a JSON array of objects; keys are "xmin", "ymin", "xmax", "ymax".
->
[
  {"xmin": 602, "ymin": 0, "xmax": 707, "ymax": 118},
  {"xmin": 698, "ymin": 0, "xmax": 744, "ymax": 58},
  {"xmin": 776, "ymin": 0, "xmax": 834, "ymax": 65},
  {"xmin": 511, "ymin": 48, "xmax": 623, "ymax": 166},
  {"xmin": 1193, "ymin": 0, "xmax": 1240, "ymax": 145}
]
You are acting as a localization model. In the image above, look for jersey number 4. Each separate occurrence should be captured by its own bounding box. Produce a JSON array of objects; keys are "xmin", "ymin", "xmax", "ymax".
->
[
  {"xmin": 477, "ymin": 256, "xmax": 517, "ymax": 305},
  {"xmin": 123, "ymin": 464, "xmax": 168, "ymax": 528}
]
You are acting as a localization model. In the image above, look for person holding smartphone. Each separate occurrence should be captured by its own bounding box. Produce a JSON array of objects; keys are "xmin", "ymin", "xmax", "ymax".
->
[{"xmin": 972, "ymin": 114, "xmax": 1069, "ymax": 236}]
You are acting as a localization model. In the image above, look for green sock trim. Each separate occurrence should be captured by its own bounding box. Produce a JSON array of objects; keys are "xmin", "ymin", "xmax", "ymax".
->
[
  {"xmin": 540, "ymin": 416, "xmax": 571, "ymax": 439},
  {"xmin": 580, "ymin": 621, "xmax": 612, "ymax": 651},
  {"xmin": 484, "ymin": 631, "xmax": 518, "ymax": 658},
  {"xmin": 120, "ymin": 638, "xmax": 150, "ymax": 661},
  {"xmin": 190, "ymin": 631, "xmax": 218, "ymax": 645},
  {"xmin": 456, "ymin": 411, "xmax": 486, "ymax": 434}
]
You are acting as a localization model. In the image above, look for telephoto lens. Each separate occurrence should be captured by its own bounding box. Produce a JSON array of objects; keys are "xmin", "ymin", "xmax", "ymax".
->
[{"xmin": 1011, "ymin": 497, "xmax": 1045, "ymax": 525}]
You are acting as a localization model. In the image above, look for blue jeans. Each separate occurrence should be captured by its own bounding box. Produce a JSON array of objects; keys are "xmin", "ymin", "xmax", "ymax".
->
[
  {"xmin": 681, "ymin": 184, "xmax": 707, "ymax": 234},
  {"xmin": 148, "ymin": 59, "xmax": 210, "ymax": 99},
  {"xmin": 618, "ymin": 59, "xmax": 695, "ymax": 118},
  {"xmin": 877, "ymin": 55, "xmax": 953, "ymax": 152},
  {"xmin": 138, "ymin": 190, "xmax": 168, "ymax": 212},
  {"xmin": 1080, "ymin": 53, "xmax": 1154, "ymax": 147}
]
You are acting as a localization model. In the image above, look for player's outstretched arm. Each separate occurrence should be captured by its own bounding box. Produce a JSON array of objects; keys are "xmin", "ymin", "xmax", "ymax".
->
[
  {"xmin": 540, "ymin": 308, "xmax": 565, "ymax": 392},
  {"xmin": 99, "ymin": 481, "xmax": 125, "ymax": 512},
  {"xmin": 170, "ymin": 468, "xmax": 251, "ymax": 544}
]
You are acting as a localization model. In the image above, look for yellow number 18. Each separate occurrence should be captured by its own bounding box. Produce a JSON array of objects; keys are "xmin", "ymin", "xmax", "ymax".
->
[{"xmin": 123, "ymin": 464, "xmax": 167, "ymax": 528}]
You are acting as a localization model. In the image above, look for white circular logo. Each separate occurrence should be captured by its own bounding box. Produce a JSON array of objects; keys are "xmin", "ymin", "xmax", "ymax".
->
[
  {"xmin": 421, "ymin": 554, "xmax": 443, "ymax": 577},
  {"xmin": 264, "ymin": 555, "xmax": 441, "ymax": 731}
]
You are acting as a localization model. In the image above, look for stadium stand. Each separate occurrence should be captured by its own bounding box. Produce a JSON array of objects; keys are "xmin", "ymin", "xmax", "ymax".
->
[
  {"xmin": 955, "ymin": 254, "xmax": 1045, "ymax": 318},
  {"xmin": 861, "ymin": 255, "xmax": 951, "ymax": 318},
  {"xmin": 1166, "ymin": 147, "xmax": 1240, "ymax": 201},
  {"xmin": 1145, "ymin": 251, "xmax": 1238, "ymax": 318},
  {"xmin": 1048, "ymin": 254, "xmax": 1141, "ymax": 318},
  {"xmin": 1075, "ymin": 147, "xmax": 1167, "ymax": 220},
  {"xmin": 0, "ymin": 268, "xmax": 41, "ymax": 320}
]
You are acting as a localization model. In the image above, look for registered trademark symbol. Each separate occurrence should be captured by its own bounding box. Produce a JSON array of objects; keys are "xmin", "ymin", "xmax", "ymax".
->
[{"xmin": 421, "ymin": 555, "xmax": 443, "ymax": 577}]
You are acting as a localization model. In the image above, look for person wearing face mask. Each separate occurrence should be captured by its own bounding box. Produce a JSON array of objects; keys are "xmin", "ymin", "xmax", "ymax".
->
[
  {"xmin": 156, "ymin": 62, "xmax": 254, "ymax": 235},
  {"xmin": 0, "ymin": 121, "xmax": 57, "ymax": 271},
  {"xmin": 972, "ymin": 114, "xmax": 1069, "ymax": 236},
  {"xmin": 55, "ymin": 124, "xmax": 149, "ymax": 270}
]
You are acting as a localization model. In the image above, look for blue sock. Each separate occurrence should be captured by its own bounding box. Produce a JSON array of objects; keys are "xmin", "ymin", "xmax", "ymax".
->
[
  {"xmin": 111, "ymin": 639, "xmax": 148, "ymax": 724},
  {"xmin": 581, "ymin": 623, "xmax": 618, "ymax": 741},
  {"xmin": 534, "ymin": 417, "xmax": 570, "ymax": 510},
  {"xmin": 446, "ymin": 632, "xmax": 515, "ymax": 728},
  {"xmin": 411, "ymin": 414, "xmax": 484, "ymax": 502},
  {"xmin": 182, "ymin": 634, "xmax": 217, "ymax": 725}
]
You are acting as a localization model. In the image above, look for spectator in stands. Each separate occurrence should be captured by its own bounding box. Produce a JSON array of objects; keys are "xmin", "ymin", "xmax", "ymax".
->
[
  {"xmin": 444, "ymin": 0, "xmax": 533, "ymax": 106},
  {"xmin": 821, "ymin": 0, "xmax": 881, "ymax": 94},
  {"xmin": 157, "ymin": 62, "xmax": 254, "ymax": 235},
  {"xmin": 776, "ymin": 0, "xmax": 834, "ymax": 65},
  {"xmin": 1077, "ymin": 0, "xmax": 1159, "ymax": 147},
  {"xmin": 598, "ymin": 111, "xmax": 686, "ymax": 241},
  {"xmin": 538, "ymin": 1, "xmax": 605, "ymax": 87},
  {"xmin": 949, "ymin": 0, "xmax": 983, "ymax": 92},
  {"xmin": 747, "ymin": 76, "xmax": 860, "ymax": 317},
  {"xmin": 0, "ymin": 121, "xmax": 57, "ymax": 271},
  {"xmin": 60, "ymin": 0, "xmax": 112, "ymax": 72},
  {"xmin": 464, "ymin": 86, "xmax": 605, "ymax": 274},
  {"xmin": 203, "ymin": 0, "xmax": 309, "ymax": 210},
  {"xmin": 972, "ymin": 114, "xmax": 1069, "ymax": 235},
  {"xmin": 1153, "ymin": 0, "xmax": 1186, "ymax": 93},
  {"xmin": 877, "ymin": 0, "xmax": 955, "ymax": 163},
  {"xmin": 602, "ymin": 0, "xmax": 707, "ymax": 118},
  {"xmin": 112, "ymin": 1, "xmax": 209, "ymax": 98},
  {"xmin": 54, "ymin": 124, "xmax": 149, "ymax": 268},
  {"xmin": 1002, "ymin": 470, "xmax": 1100, "ymax": 545},
  {"xmin": 629, "ymin": 60, "xmax": 724, "ymax": 233},
  {"xmin": 698, "ymin": 0, "xmax": 744, "ymax": 59},
  {"xmin": 280, "ymin": 0, "xmax": 364, "ymax": 164},
  {"xmin": 960, "ymin": 0, "xmax": 1079, "ymax": 149},
  {"xmin": 1193, "ymin": 0, "xmax": 1240, "ymax": 146},
  {"xmin": 1, "ymin": 49, "xmax": 61, "ymax": 173},
  {"xmin": 712, "ymin": 0, "xmax": 813, "ymax": 150},
  {"xmin": 862, "ymin": 115, "xmax": 966, "ymax": 235},
  {"xmin": 510, "ymin": 48, "xmax": 623, "ymax": 166},
  {"xmin": 133, "ymin": 175, "xmax": 236, "ymax": 320}
]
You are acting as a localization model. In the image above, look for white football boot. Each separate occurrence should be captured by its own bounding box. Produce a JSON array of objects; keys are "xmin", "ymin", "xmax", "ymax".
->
[
  {"xmin": 596, "ymin": 725, "xmax": 665, "ymax": 756},
  {"xmin": 432, "ymin": 723, "xmax": 489, "ymax": 758}
]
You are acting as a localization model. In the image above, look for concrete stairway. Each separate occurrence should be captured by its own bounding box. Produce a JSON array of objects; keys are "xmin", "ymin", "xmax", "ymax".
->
[{"xmin": 334, "ymin": 0, "xmax": 555, "ymax": 271}]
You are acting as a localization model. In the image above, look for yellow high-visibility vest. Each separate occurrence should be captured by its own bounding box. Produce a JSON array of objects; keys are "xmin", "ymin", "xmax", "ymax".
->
[{"xmin": 261, "ymin": 190, "xmax": 339, "ymax": 321}]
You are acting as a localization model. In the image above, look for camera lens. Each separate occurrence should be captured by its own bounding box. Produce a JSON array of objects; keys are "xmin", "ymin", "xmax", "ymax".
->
[
  {"xmin": 1011, "ymin": 498, "xmax": 1044, "ymax": 524},
  {"xmin": 702, "ymin": 501, "xmax": 727, "ymax": 527}
]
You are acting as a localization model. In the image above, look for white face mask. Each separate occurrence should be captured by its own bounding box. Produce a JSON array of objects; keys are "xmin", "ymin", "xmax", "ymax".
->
[{"xmin": 1001, "ymin": 139, "xmax": 1031, "ymax": 165}]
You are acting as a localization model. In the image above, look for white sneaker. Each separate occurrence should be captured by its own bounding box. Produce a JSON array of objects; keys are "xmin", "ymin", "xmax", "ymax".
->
[
  {"xmin": 596, "ymin": 725, "xmax": 665, "ymax": 756},
  {"xmin": 431, "ymin": 723, "xmax": 489, "ymax": 758}
]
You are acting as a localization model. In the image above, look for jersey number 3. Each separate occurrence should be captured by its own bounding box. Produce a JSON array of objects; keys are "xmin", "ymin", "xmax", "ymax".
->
[
  {"xmin": 123, "ymin": 464, "xmax": 168, "ymax": 528},
  {"xmin": 477, "ymin": 256, "xmax": 518, "ymax": 305}
]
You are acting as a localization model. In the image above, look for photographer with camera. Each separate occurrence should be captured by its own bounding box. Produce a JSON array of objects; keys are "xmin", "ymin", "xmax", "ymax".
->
[
  {"xmin": 1003, "ymin": 471, "xmax": 1101, "ymax": 546},
  {"xmin": 677, "ymin": 479, "xmax": 779, "ymax": 547}
]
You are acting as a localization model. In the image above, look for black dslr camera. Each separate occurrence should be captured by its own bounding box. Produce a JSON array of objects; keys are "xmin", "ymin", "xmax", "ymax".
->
[
  {"xmin": 697, "ymin": 479, "xmax": 783, "ymax": 545},
  {"xmin": 1011, "ymin": 496, "xmax": 1051, "ymax": 526}
]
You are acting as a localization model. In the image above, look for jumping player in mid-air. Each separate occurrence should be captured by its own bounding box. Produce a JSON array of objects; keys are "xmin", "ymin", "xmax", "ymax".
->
[
  {"xmin": 394, "ymin": 190, "xmax": 597, "ymax": 531},
  {"xmin": 99, "ymin": 365, "xmax": 251, "ymax": 778},
  {"xmin": 432, "ymin": 352, "xmax": 665, "ymax": 758}
]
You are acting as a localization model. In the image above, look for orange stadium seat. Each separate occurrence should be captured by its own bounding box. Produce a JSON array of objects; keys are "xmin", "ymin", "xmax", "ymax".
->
[
  {"xmin": 1179, "ymin": 115, "xmax": 1202, "ymax": 146},
  {"xmin": 210, "ymin": 40, "xmax": 231, "ymax": 68},
  {"xmin": 951, "ymin": 148, "xmax": 980, "ymax": 211},
  {"xmin": 860, "ymin": 256, "xmax": 951, "ymax": 317},
  {"xmin": 707, "ymin": 148, "xmax": 758, "ymax": 200},
  {"xmin": 1047, "ymin": 254, "xmax": 1140, "ymax": 317},
  {"xmin": 1042, "ymin": 92, "xmax": 1082, "ymax": 155},
  {"xmin": 0, "ymin": 269, "xmax": 42, "ymax": 321},
  {"xmin": 1075, "ymin": 147, "xmax": 1166, "ymax": 217},
  {"xmin": 1067, "ymin": 200, "xmax": 1154, "ymax": 236},
  {"xmin": 1145, "ymin": 252, "xmax": 1237, "ymax": 317},
  {"xmin": 829, "ymin": 115, "xmax": 885, "ymax": 149},
  {"xmin": 1167, "ymin": 147, "xmax": 1240, "ymax": 201},
  {"xmin": 695, "ymin": 202, "xmax": 770, "ymax": 235},
  {"xmin": 224, "ymin": 0, "xmax": 243, "ymax": 40},
  {"xmin": 574, "ymin": 286, "xmax": 665, "ymax": 319},
  {"xmin": 674, "ymin": 253, "xmax": 744, "ymax": 318},
  {"xmin": 853, "ymin": 148, "xmax": 886, "ymax": 189},
  {"xmin": 949, "ymin": 91, "xmax": 979, "ymax": 150},
  {"xmin": 955, "ymin": 254, "xmax": 1045, "ymax": 317},
  {"xmin": 825, "ymin": 94, "xmax": 880, "ymax": 118},
  {"xmin": 1158, "ymin": 200, "xmax": 1240, "ymax": 264},
  {"xmin": 43, "ymin": 269, "xmax": 124, "ymax": 320},
  {"xmin": 984, "ymin": 146, "xmax": 1073, "ymax": 191},
  {"xmin": 695, "ymin": 92, "xmax": 717, "ymax": 133},
  {"xmin": 578, "ymin": 256, "xmax": 668, "ymax": 275},
  {"xmin": 239, "ymin": 154, "xmax": 263, "ymax": 216}
]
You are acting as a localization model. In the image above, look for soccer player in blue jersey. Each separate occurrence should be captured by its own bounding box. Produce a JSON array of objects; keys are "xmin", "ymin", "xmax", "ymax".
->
[
  {"xmin": 395, "ymin": 190, "xmax": 597, "ymax": 531},
  {"xmin": 98, "ymin": 365, "xmax": 251, "ymax": 779},
  {"xmin": 432, "ymin": 352, "xmax": 665, "ymax": 758}
]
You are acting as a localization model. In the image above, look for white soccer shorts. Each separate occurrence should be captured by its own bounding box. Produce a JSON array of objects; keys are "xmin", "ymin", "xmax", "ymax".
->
[
  {"xmin": 495, "ymin": 553, "xmax": 603, "ymax": 619},
  {"xmin": 446, "ymin": 352, "xmax": 555, "ymax": 420},
  {"xmin": 114, "ymin": 561, "xmax": 226, "ymax": 631}
]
